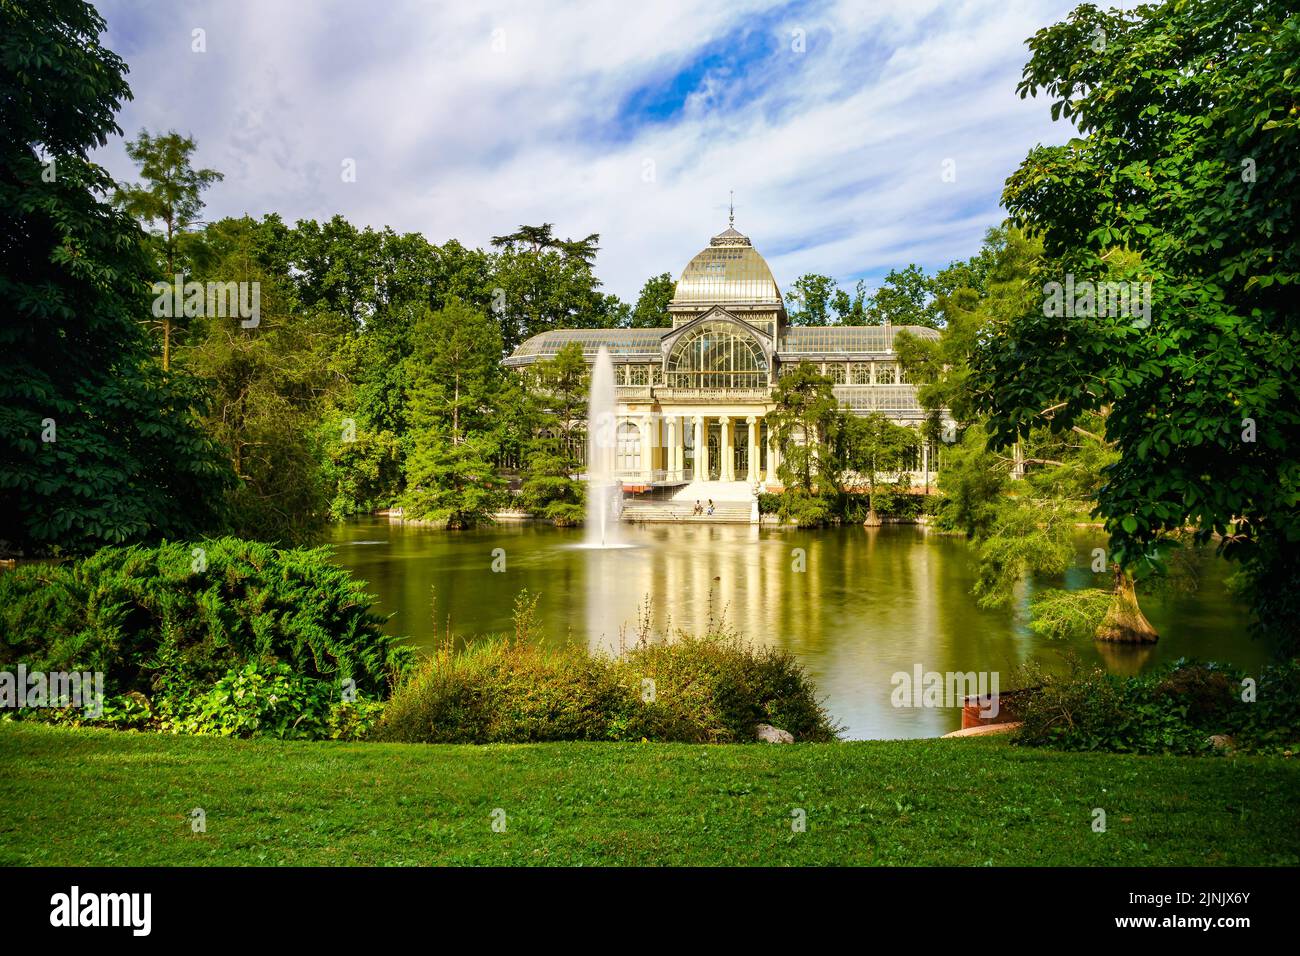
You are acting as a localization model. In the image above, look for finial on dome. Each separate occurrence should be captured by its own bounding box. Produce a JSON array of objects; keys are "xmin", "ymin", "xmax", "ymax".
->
[{"xmin": 729, "ymin": 190, "xmax": 735, "ymax": 228}]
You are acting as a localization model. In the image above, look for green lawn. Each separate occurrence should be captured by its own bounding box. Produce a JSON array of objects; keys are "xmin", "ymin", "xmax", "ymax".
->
[{"xmin": 1, "ymin": 723, "xmax": 1296, "ymax": 866}]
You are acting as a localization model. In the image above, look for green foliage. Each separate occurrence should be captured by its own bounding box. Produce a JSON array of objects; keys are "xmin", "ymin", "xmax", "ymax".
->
[
  {"xmin": 784, "ymin": 273, "xmax": 838, "ymax": 326},
  {"xmin": 373, "ymin": 601, "xmax": 838, "ymax": 744},
  {"xmin": 181, "ymin": 226, "xmax": 346, "ymax": 543},
  {"xmin": 774, "ymin": 491, "xmax": 834, "ymax": 528},
  {"xmin": 0, "ymin": 538, "xmax": 412, "ymax": 703},
  {"xmin": 841, "ymin": 412, "xmax": 920, "ymax": 515},
  {"xmin": 972, "ymin": 497, "xmax": 1074, "ymax": 609},
  {"xmin": 1014, "ymin": 658, "xmax": 1300, "ymax": 756},
  {"xmin": 164, "ymin": 662, "xmax": 384, "ymax": 741},
  {"xmin": 401, "ymin": 301, "xmax": 509, "ymax": 527},
  {"xmin": 865, "ymin": 264, "xmax": 940, "ymax": 328},
  {"xmin": 630, "ymin": 272, "xmax": 674, "ymax": 328},
  {"xmin": 488, "ymin": 223, "xmax": 619, "ymax": 352},
  {"xmin": 841, "ymin": 488, "xmax": 933, "ymax": 523},
  {"xmin": 758, "ymin": 489, "xmax": 932, "ymax": 524},
  {"xmin": 518, "ymin": 341, "xmax": 587, "ymax": 522},
  {"xmin": 897, "ymin": 226, "xmax": 1043, "ymax": 428},
  {"xmin": 519, "ymin": 450, "xmax": 584, "ymax": 524},
  {"xmin": 978, "ymin": 0, "xmax": 1300, "ymax": 653},
  {"xmin": 933, "ymin": 424, "xmax": 1009, "ymax": 537},
  {"xmin": 113, "ymin": 128, "xmax": 223, "ymax": 366},
  {"xmin": 317, "ymin": 411, "xmax": 402, "ymax": 518},
  {"xmin": 0, "ymin": 0, "xmax": 233, "ymax": 555},
  {"xmin": 766, "ymin": 362, "xmax": 844, "ymax": 494},
  {"xmin": 1026, "ymin": 587, "xmax": 1116, "ymax": 640},
  {"xmin": 402, "ymin": 433, "xmax": 506, "ymax": 528}
]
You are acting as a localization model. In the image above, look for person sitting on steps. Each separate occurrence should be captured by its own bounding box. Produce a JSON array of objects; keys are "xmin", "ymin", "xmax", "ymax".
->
[
  {"xmin": 693, "ymin": 500, "xmax": 703, "ymax": 516},
  {"xmin": 706, "ymin": 499, "xmax": 715, "ymax": 516}
]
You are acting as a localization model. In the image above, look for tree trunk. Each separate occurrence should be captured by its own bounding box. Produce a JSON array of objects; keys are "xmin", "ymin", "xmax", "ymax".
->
[
  {"xmin": 1096, "ymin": 568, "xmax": 1158, "ymax": 644},
  {"xmin": 863, "ymin": 480, "xmax": 881, "ymax": 526}
]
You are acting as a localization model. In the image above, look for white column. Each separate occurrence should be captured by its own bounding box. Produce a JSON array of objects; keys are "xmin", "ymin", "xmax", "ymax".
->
[
  {"xmin": 693, "ymin": 416, "xmax": 706, "ymax": 481},
  {"xmin": 665, "ymin": 417, "xmax": 677, "ymax": 480},
  {"xmin": 640, "ymin": 415, "xmax": 654, "ymax": 480},
  {"xmin": 746, "ymin": 416, "xmax": 759, "ymax": 482},
  {"xmin": 720, "ymin": 417, "xmax": 734, "ymax": 481},
  {"xmin": 768, "ymin": 433, "xmax": 782, "ymax": 485}
]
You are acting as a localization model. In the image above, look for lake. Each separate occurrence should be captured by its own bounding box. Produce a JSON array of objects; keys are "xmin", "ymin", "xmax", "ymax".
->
[{"xmin": 327, "ymin": 517, "xmax": 1260, "ymax": 739}]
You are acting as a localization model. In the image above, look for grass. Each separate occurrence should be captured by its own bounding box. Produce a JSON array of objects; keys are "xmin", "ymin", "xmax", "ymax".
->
[{"xmin": 1, "ymin": 722, "xmax": 1297, "ymax": 866}]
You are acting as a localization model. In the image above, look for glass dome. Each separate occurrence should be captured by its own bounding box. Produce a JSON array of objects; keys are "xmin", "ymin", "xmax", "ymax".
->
[{"xmin": 670, "ymin": 227, "xmax": 782, "ymax": 306}]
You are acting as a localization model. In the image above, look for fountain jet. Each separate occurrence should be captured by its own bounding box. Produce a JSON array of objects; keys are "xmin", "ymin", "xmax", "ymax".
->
[{"xmin": 585, "ymin": 347, "xmax": 623, "ymax": 547}]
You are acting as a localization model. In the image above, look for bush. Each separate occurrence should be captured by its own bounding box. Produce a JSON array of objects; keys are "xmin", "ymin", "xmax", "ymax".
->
[
  {"xmin": 0, "ymin": 538, "xmax": 412, "ymax": 718},
  {"xmin": 1013, "ymin": 657, "xmax": 1300, "ymax": 755},
  {"xmin": 777, "ymin": 492, "xmax": 833, "ymax": 528},
  {"xmin": 760, "ymin": 491, "xmax": 933, "ymax": 524},
  {"xmin": 373, "ymin": 613, "xmax": 839, "ymax": 745},
  {"xmin": 162, "ymin": 662, "xmax": 384, "ymax": 740}
]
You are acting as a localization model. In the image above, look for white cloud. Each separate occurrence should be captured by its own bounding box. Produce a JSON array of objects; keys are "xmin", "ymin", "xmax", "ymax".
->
[{"xmin": 96, "ymin": 0, "xmax": 1077, "ymax": 301}]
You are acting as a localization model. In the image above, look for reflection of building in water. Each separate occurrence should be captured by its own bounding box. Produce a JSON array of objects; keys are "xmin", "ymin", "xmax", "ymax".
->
[
  {"xmin": 504, "ymin": 214, "xmax": 948, "ymax": 502},
  {"xmin": 584, "ymin": 526, "xmax": 769, "ymax": 652}
]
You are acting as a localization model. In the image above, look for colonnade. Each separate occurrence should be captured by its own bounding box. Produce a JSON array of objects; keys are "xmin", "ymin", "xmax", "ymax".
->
[{"xmin": 633, "ymin": 413, "xmax": 780, "ymax": 484}]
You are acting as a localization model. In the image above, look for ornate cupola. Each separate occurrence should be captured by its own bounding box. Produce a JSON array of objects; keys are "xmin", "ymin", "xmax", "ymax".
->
[{"xmin": 667, "ymin": 199, "xmax": 786, "ymax": 343}]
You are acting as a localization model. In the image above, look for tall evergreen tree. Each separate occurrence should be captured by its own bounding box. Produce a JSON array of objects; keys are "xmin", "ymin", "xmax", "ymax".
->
[{"xmin": 114, "ymin": 129, "xmax": 223, "ymax": 369}]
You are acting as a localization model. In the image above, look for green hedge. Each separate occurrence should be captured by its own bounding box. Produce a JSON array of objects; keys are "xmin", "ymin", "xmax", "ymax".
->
[{"xmin": 0, "ymin": 538, "xmax": 412, "ymax": 709}]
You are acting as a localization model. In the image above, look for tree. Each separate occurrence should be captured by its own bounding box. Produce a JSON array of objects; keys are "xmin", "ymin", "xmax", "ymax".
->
[
  {"xmin": 831, "ymin": 279, "xmax": 867, "ymax": 323},
  {"xmin": 630, "ymin": 272, "xmax": 674, "ymax": 328},
  {"xmin": 0, "ymin": 0, "xmax": 231, "ymax": 555},
  {"xmin": 402, "ymin": 433, "xmax": 505, "ymax": 530},
  {"xmin": 766, "ymin": 363, "xmax": 844, "ymax": 524},
  {"xmin": 180, "ymin": 218, "xmax": 344, "ymax": 543},
  {"xmin": 896, "ymin": 225, "xmax": 1042, "ymax": 431},
  {"xmin": 784, "ymin": 273, "xmax": 837, "ymax": 326},
  {"xmin": 114, "ymin": 130, "xmax": 224, "ymax": 369},
  {"xmin": 973, "ymin": 0, "xmax": 1300, "ymax": 653},
  {"xmin": 865, "ymin": 264, "xmax": 939, "ymax": 328},
  {"xmin": 489, "ymin": 223, "xmax": 613, "ymax": 351},
  {"xmin": 519, "ymin": 342, "xmax": 587, "ymax": 524},
  {"xmin": 401, "ymin": 300, "xmax": 507, "ymax": 527},
  {"xmin": 843, "ymin": 413, "xmax": 920, "ymax": 525},
  {"xmin": 406, "ymin": 300, "xmax": 503, "ymax": 445}
]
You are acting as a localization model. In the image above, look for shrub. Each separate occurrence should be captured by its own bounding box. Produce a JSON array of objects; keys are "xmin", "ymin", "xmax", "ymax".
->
[
  {"xmin": 166, "ymin": 662, "xmax": 336, "ymax": 739},
  {"xmin": 373, "ymin": 625, "xmax": 839, "ymax": 745},
  {"xmin": 0, "ymin": 538, "xmax": 413, "ymax": 712},
  {"xmin": 1013, "ymin": 656, "xmax": 1300, "ymax": 755},
  {"xmin": 777, "ymin": 492, "xmax": 833, "ymax": 528}
]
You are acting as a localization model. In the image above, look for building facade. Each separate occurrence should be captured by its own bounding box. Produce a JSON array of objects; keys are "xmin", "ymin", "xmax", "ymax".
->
[{"xmin": 503, "ymin": 220, "xmax": 942, "ymax": 498}]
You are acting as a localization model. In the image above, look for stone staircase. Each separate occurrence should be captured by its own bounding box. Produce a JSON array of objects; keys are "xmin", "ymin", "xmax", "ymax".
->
[
  {"xmin": 620, "ymin": 480, "xmax": 760, "ymax": 524},
  {"xmin": 620, "ymin": 499, "xmax": 754, "ymax": 523}
]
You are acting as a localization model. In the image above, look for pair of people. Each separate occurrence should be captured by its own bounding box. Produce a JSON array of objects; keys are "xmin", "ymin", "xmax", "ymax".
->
[{"xmin": 692, "ymin": 499, "xmax": 714, "ymax": 516}]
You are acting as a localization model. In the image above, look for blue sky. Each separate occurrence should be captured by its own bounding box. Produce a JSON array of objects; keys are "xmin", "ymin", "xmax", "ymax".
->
[{"xmin": 94, "ymin": 0, "xmax": 1081, "ymax": 302}]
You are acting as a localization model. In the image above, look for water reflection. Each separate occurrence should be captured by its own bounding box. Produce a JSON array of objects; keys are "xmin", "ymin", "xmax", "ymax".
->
[{"xmin": 328, "ymin": 517, "xmax": 1258, "ymax": 739}]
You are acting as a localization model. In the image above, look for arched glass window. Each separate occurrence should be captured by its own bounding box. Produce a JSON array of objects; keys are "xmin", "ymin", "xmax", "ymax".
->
[
  {"xmin": 665, "ymin": 321, "xmax": 768, "ymax": 389},
  {"xmin": 616, "ymin": 422, "xmax": 641, "ymax": 472}
]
